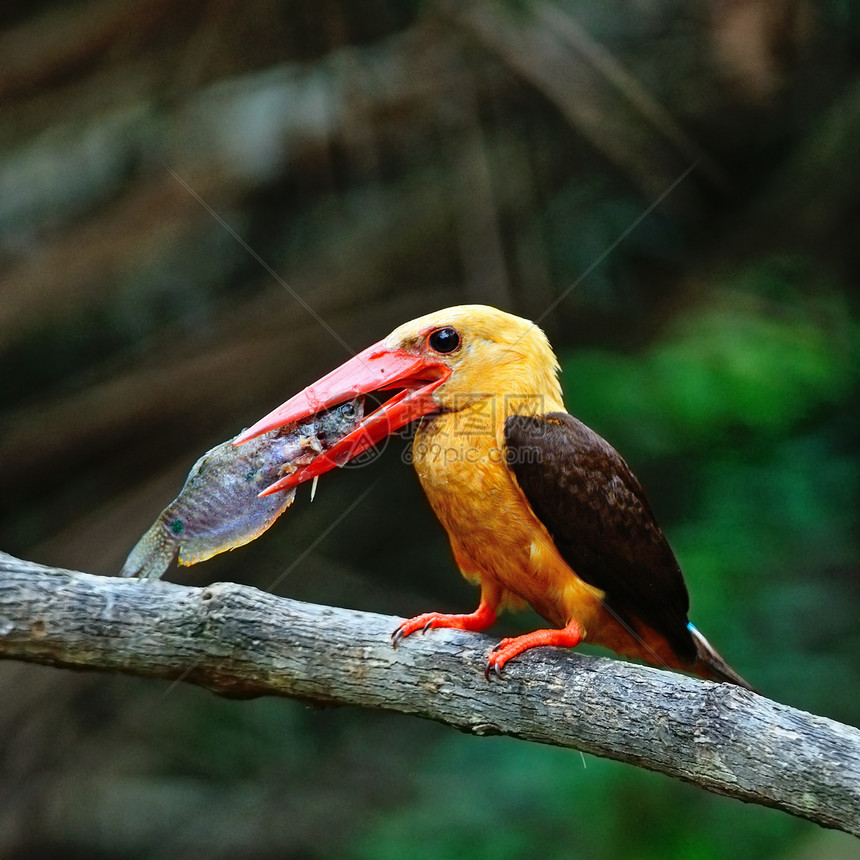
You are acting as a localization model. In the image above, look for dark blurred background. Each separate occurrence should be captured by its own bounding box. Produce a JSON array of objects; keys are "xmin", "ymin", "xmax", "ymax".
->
[{"xmin": 1, "ymin": 0, "xmax": 859, "ymax": 857}]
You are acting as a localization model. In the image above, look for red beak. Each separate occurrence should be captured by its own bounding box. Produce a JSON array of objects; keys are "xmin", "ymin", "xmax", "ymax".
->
[{"xmin": 234, "ymin": 339, "xmax": 450, "ymax": 495}]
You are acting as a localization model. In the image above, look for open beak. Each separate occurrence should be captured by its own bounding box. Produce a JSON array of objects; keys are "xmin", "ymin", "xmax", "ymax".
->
[{"xmin": 234, "ymin": 339, "xmax": 450, "ymax": 495}]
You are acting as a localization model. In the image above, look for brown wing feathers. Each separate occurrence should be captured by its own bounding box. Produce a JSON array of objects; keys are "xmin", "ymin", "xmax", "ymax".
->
[{"xmin": 504, "ymin": 412, "xmax": 696, "ymax": 662}]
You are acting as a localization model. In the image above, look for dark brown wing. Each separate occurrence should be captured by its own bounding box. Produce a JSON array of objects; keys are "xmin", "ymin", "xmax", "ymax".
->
[{"xmin": 504, "ymin": 412, "xmax": 695, "ymax": 661}]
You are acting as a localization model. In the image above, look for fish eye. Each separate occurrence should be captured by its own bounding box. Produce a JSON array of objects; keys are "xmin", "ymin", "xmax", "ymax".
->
[{"xmin": 427, "ymin": 327, "xmax": 461, "ymax": 354}]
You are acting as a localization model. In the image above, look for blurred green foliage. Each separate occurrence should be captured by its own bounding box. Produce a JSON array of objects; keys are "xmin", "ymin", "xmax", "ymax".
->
[
  {"xmin": 566, "ymin": 262, "xmax": 856, "ymax": 456},
  {"xmin": 352, "ymin": 734, "xmax": 818, "ymax": 860}
]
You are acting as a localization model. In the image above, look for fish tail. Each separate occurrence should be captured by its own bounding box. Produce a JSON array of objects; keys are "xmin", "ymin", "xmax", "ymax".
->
[
  {"xmin": 120, "ymin": 522, "xmax": 178, "ymax": 581},
  {"xmin": 687, "ymin": 622, "xmax": 756, "ymax": 692}
]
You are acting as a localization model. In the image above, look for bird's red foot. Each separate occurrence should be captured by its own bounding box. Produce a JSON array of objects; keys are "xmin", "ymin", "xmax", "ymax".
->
[
  {"xmin": 391, "ymin": 601, "xmax": 496, "ymax": 648},
  {"xmin": 485, "ymin": 622, "xmax": 583, "ymax": 680}
]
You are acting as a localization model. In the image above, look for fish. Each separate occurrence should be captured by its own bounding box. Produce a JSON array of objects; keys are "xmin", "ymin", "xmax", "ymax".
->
[{"xmin": 121, "ymin": 398, "xmax": 364, "ymax": 581}]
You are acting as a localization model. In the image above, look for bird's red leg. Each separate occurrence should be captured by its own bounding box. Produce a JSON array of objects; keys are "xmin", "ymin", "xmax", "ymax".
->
[
  {"xmin": 485, "ymin": 620, "xmax": 583, "ymax": 680},
  {"xmin": 391, "ymin": 598, "xmax": 497, "ymax": 647}
]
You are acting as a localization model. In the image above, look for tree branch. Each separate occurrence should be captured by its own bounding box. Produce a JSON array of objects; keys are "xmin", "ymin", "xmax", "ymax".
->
[{"xmin": 0, "ymin": 551, "xmax": 857, "ymax": 836}]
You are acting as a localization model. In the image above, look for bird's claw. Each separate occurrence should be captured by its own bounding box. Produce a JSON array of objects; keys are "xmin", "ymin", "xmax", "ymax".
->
[
  {"xmin": 391, "ymin": 613, "xmax": 443, "ymax": 648},
  {"xmin": 484, "ymin": 637, "xmax": 519, "ymax": 681},
  {"xmin": 483, "ymin": 658, "xmax": 505, "ymax": 682}
]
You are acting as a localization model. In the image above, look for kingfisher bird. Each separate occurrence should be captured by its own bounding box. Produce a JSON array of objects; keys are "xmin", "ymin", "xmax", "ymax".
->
[{"xmin": 236, "ymin": 305, "xmax": 752, "ymax": 688}]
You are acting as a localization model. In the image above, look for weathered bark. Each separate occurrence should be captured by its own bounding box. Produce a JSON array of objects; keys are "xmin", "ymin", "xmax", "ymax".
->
[{"xmin": 0, "ymin": 552, "xmax": 857, "ymax": 836}]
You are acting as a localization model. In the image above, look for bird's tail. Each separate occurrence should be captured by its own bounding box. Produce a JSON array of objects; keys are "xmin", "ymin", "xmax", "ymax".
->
[{"xmin": 687, "ymin": 622, "xmax": 756, "ymax": 692}]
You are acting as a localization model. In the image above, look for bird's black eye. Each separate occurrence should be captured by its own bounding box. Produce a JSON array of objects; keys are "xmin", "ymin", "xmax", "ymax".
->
[{"xmin": 427, "ymin": 327, "xmax": 461, "ymax": 354}]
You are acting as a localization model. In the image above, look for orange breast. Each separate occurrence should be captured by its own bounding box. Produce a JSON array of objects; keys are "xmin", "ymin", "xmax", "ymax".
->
[{"xmin": 411, "ymin": 405, "xmax": 607, "ymax": 632}]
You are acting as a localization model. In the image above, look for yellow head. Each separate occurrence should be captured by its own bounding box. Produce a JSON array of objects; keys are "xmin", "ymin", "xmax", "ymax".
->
[{"xmin": 384, "ymin": 305, "xmax": 564, "ymax": 416}]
